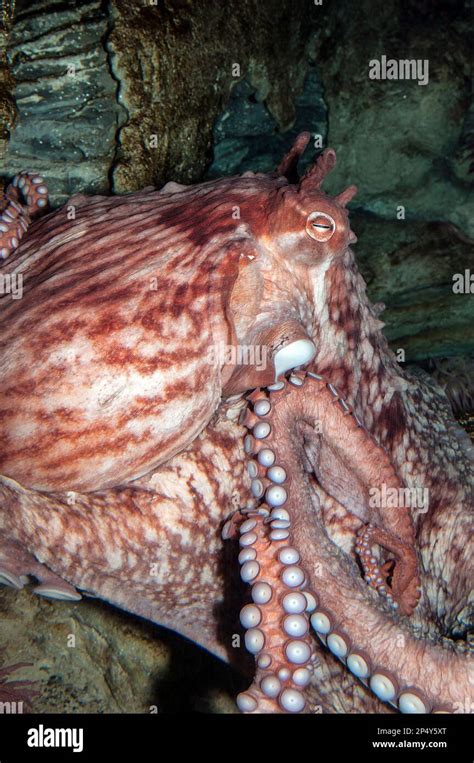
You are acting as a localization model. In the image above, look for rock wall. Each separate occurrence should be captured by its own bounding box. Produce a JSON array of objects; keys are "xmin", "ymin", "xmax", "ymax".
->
[
  {"xmin": 2, "ymin": 0, "xmax": 316, "ymax": 203},
  {"xmin": 0, "ymin": 586, "xmax": 241, "ymax": 713},
  {"xmin": 318, "ymin": 0, "xmax": 472, "ymax": 237}
]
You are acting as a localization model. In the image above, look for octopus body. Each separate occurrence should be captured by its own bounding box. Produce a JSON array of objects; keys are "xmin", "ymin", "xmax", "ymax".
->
[{"xmin": 0, "ymin": 133, "xmax": 472, "ymax": 713}]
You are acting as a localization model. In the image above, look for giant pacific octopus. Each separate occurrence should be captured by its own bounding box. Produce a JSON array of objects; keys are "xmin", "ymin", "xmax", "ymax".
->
[{"xmin": 0, "ymin": 133, "xmax": 472, "ymax": 714}]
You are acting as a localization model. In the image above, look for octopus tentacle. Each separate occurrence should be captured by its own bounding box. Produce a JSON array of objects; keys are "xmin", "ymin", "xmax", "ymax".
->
[
  {"xmin": 356, "ymin": 525, "xmax": 395, "ymax": 603},
  {"xmin": 232, "ymin": 372, "xmax": 469, "ymax": 713},
  {"xmin": 303, "ymin": 373, "xmax": 420, "ymax": 612},
  {"xmin": 235, "ymin": 511, "xmax": 315, "ymax": 713},
  {"xmin": 0, "ymin": 172, "xmax": 48, "ymax": 259},
  {"xmin": 355, "ymin": 524, "xmax": 419, "ymax": 614},
  {"xmin": 0, "ymin": 535, "xmax": 81, "ymax": 600},
  {"xmin": 276, "ymin": 131, "xmax": 311, "ymax": 183}
]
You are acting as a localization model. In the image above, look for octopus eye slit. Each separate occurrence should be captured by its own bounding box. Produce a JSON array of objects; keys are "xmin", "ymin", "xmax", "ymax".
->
[{"xmin": 306, "ymin": 212, "xmax": 336, "ymax": 242}]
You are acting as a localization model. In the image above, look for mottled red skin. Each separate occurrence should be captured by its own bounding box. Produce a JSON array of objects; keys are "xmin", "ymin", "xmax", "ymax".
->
[{"xmin": 0, "ymin": 135, "xmax": 472, "ymax": 713}]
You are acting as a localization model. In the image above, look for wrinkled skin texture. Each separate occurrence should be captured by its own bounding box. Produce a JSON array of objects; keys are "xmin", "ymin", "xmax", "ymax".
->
[{"xmin": 0, "ymin": 134, "xmax": 472, "ymax": 713}]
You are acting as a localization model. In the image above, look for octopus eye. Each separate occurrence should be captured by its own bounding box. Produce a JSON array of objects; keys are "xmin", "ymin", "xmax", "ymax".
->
[{"xmin": 306, "ymin": 212, "xmax": 336, "ymax": 242}]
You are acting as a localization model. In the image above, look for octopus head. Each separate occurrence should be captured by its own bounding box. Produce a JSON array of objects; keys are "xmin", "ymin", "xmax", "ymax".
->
[{"xmin": 265, "ymin": 134, "xmax": 358, "ymax": 266}]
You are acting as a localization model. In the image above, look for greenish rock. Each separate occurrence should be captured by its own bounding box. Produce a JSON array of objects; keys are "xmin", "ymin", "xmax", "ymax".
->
[
  {"xmin": 3, "ymin": 0, "xmax": 125, "ymax": 205},
  {"xmin": 354, "ymin": 214, "xmax": 474, "ymax": 362},
  {"xmin": 3, "ymin": 0, "xmax": 317, "ymax": 203},
  {"xmin": 0, "ymin": 585, "xmax": 240, "ymax": 713},
  {"xmin": 207, "ymin": 66, "xmax": 326, "ymax": 178},
  {"xmin": 318, "ymin": 0, "xmax": 473, "ymax": 237}
]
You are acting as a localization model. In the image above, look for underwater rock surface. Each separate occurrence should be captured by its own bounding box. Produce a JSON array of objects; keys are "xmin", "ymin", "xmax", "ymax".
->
[
  {"xmin": 207, "ymin": 67, "xmax": 326, "ymax": 179},
  {"xmin": 317, "ymin": 0, "xmax": 472, "ymax": 237},
  {"xmin": 3, "ymin": 0, "xmax": 124, "ymax": 204},
  {"xmin": 2, "ymin": 0, "xmax": 316, "ymax": 203},
  {"xmin": 354, "ymin": 216, "xmax": 474, "ymax": 361},
  {"xmin": 0, "ymin": 586, "xmax": 240, "ymax": 713}
]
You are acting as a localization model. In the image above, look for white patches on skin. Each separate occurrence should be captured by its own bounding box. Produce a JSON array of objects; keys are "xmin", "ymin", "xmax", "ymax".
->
[
  {"xmin": 361, "ymin": 338, "xmax": 374, "ymax": 366},
  {"xmin": 152, "ymin": 555, "xmax": 171, "ymax": 584},
  {"xmin": 368, "ymin": 377, "xmax": 379, "ymax": 405},
  {"xmin": 199, "ymin": 563, "xmax": 214, "ymax": 587},
  {"xmin": 309, "ymin": 258, "xmax": 333, "ymax": 329},
  {"xmin": 39, "ymin": 512, "xmax": 66, "ymax": 543},
  {"xmin": 372, "ymin": 395, "xmax": 383, "ymax": 415},
  {"xmin": 14, "ymin": 419, "xmax": 41, "ymax": 440},
  {"xmin": 173, "ymin": 525, "xmax": 192, "ymax": 548},
  {"xmin": 143, "ymin": 526, "xmax": 159, "ymax": 543},
  {"xmin": 105, "ymin": 548, "xmax": 124, "ymax": 570},
  {"xmin": 296, "ymin": 291, "xmax": 315, "ymax": 329},
  {"xmin": 189, "ymin": 469, "xmax": 218, "ymax": 512},
  {"xmin": 151, "ymin": 498, "xmax": 187, "ymax": 532},
  {"xmin": 127, "ymin": 553, "xmax": 137, "ymax": 568},
  {"xmin": 182, "ymin": 566, "xmax": 196, "ymax": 585},
  {"xmin": 45, "ymin": 339, "xmax": 94, "ymax": 368},
  {"xmin": 64, "ymin": 532, "xmax": 83, "ymax": 555},
  {"xmin": 274, "ymin": 231, "xmax": 309, "ymax": 251}
]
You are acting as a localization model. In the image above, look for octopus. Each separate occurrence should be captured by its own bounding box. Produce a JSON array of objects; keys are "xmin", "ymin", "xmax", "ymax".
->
[{"xmin": 0, "ymin": 133, "xmax": 472, "ymax": 714}]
